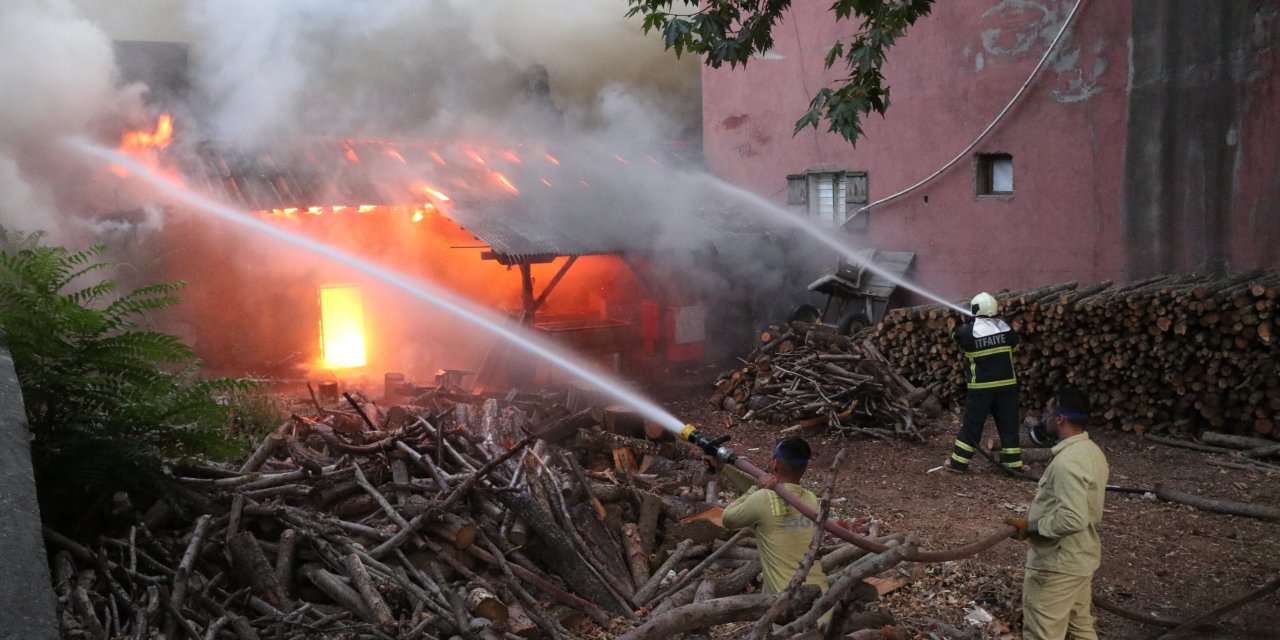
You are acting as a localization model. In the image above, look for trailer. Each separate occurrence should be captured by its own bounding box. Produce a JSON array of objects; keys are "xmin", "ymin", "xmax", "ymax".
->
[{"xmin": 791, "ymin": 249, "xmax": 917, "ymax": 334}]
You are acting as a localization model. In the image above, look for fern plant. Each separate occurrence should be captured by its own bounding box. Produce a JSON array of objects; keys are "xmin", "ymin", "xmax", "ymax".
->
[{"xmin": 0, "ymin": 231, "xmax": 248, "ymax": 530}]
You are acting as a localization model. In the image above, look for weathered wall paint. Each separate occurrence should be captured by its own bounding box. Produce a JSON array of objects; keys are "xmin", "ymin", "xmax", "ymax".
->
[
  {"xmin": 1124, "ymin": 0, "xmax": 1280, "ymax": 277},
  {"xmin": 702, "ymin": 0, "xmax": 1280, "ymax": 302}
]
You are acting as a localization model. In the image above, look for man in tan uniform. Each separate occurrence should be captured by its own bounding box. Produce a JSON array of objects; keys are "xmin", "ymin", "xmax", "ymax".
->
[
  {"xmin": 1006, "ymin": 388, "xmax": 1109, "ymax": 640},
  {"xmin": 713, "ymin": 437, "xmax": 828, "ymax": 595}
]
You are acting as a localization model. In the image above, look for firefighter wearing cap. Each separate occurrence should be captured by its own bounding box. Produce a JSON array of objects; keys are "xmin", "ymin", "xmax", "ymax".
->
[
  {"xmin": 711, "ymin": 438, "xmax": 828, "ymax": 597},
  {"xmin": 944, "ymin": 291, "xmax": 1023, "ymax": 472},
  {"xmin": 1005, "ymin": 388, "xmax": 1109, "ymax": 640}
]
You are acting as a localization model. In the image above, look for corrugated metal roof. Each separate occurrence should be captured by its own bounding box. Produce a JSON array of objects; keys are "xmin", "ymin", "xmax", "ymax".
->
[
  {"xmin": 445, "ymin": 207, "xmax": 624, "ymax": 260},
  {"xmin": 175, "ymin": 139, "xmax": 779, "ymax": 262}
]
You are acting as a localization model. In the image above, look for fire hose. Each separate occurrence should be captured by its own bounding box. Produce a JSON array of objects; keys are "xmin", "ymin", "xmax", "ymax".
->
[
  {"xmin": 678, "ymin": 426, "xmax": 1243, "ymax": 631},
  {"xmin": 680, "ymin": 425, "xmax": 1017, "ymax": 563}
]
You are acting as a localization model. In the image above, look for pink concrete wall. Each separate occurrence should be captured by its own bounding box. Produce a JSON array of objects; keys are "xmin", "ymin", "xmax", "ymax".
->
[{"xmin": 703, "ymin": 0, "xmax": 1132, "ymax": 300}]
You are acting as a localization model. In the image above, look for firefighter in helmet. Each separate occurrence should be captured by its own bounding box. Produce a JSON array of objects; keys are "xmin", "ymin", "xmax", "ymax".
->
[{"xmin": 943, "ymin": 292, "xmax": 1022, "ymax": 472}]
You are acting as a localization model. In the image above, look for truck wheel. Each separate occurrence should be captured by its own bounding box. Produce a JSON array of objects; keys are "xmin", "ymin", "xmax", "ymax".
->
[
  {"xmin": 788, "ymin": 303, "xmax": 821, "ymax": 324},
  {"xmin": 837, "ymin": 313, "xmax": 870, "ymax": 336}
]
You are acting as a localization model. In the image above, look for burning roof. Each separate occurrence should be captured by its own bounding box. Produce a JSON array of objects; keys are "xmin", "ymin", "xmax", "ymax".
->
[{"xmin": 124, "ymin": 127, "xmax": 768, "ymax": 264}]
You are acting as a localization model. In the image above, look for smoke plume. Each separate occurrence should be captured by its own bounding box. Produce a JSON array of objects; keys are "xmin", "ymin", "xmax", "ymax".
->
[
  {"xmin": 3, "ymin": 0, "xmax": 824, "ymax": 381},
  {"xmin": 0, "ymin": 0, "xmax": 147, "ymax": 237}
]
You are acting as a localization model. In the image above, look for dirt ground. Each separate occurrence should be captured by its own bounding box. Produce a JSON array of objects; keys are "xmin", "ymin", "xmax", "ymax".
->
[{"xmin": 657, "ymin": 386, "xmax": 1280, "ymax": 639}]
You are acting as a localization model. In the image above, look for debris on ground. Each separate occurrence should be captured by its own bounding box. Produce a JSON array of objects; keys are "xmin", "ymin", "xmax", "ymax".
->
[
  {"xmin": 711, "ymin": 320, "xmax": 940, "ymax": 440},
  {"xmin": 44, "ymin": 386, "xmax": 923, "ymax": 639}
]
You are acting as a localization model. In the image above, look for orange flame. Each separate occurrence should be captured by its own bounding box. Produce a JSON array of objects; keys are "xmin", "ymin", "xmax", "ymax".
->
[
  {"xmin": 344, "ymin": 146, "xmax": 361, "ymax": 164},
  {"xmin": 429, "ymin": 151, "xmax": 447, "ymax": 166},
  {"xmin": 319, "ymin": 285, "xmax": 367, "ymax": 369},
  {"xmin": 412, "ymin": 211, "xmax": 425, "ymax": 222},
  {"xmin": 467, "ymin": 151, "xmax": 488, "ymax": 167},
  {"xmin": 501, "ymin": 150, "xmax": 523, "ymax": 164},
  {"xmin": 386, "ymin": 149, "xmax": 407, "ymax": 164},
  {"xmin": 121, "ymin": 114, "xmax": 174, "ymax": 151},
  {"xmin": 112, "ymin": 113, "xmax": 176, "ymax": 178},
  {"xmin": 358, "ymin": 205, "xmax": 376, "ymax": 213}
]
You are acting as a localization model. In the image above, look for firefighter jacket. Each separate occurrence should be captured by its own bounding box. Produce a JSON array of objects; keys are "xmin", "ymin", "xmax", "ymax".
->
[
  {"xmin": 1027, "ymin": 432, "xmax": 1109, "ymax": 576},
  {"xmin": 953, "ymin": 317, "xmax": 1018, "ymax": 390}
]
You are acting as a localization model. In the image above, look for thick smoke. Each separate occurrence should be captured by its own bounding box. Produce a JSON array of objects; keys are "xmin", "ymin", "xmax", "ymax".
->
[
  {"xmin": 182, "ymin": 0, "xmax": 701, "ymax": 145},
  {"xmin": 0, "ymin": 0, "xmax": 147, "ymax": 237},
  {"xmin": 5, "ymin": 0, "xmax": 819, "ymax": 381}
]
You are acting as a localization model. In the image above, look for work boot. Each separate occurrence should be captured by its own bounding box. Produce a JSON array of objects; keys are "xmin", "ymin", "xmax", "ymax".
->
[{"xmin": 942, "ymin": 458, "xmax": 968, "ymax": 474}]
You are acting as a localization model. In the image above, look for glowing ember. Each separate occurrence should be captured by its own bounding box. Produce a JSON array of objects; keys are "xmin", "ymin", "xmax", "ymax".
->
[
  {"xmin": 319, "ymin": 285, "xmax": 367, "ymax": 369},
  {"xmin": 494, "ymin": 172, "xmax": 519, "ymax": 194},
  {"xmin": 467, "ymin": 151, "xmax": 488, "ymax": 167},
  {"xmin": 413, "ymin": 183, "xmax": 451, "ymax": 202},
  {"xmin": 358, "ymin": 205, "xmax": 376, "ymax": 213},
  {"xmin": 645, "ymin": 155, "xmax": 662, "ymax": 165},
  {"xmin": 541, "ymin": 178, "xmax": 554, "ymax": 188},
  {"xmin": 344, "ymin": 145, "xmax": 361, "ymax": 164},
  {"xmin": 308, "ymin": 206, "xmax": 323, "ymax": 215},
  {"xmin": 501, "ymin": 150, "xmax": 523, "ymax": 164},
  {"xmin": 412, "ymin": 211, "xmax": 425, "ymax": 222},
  {"xmin": 386, "ymin": 149, "xmax": 407, "ymax": 164},
  {"xmin": 580, "ymin": 180, "xmax": 590, "ymax": 188},
  {"xmin": 614, "ymin": 154, "xmax": 629, "ymax": 165},
  {"xmin": 545, "ymin": 154, "xmax": 560, "ymax": 166},
  {"xmin": 429, "ymin": 151, "xmax": 447, "ymax": 166}
]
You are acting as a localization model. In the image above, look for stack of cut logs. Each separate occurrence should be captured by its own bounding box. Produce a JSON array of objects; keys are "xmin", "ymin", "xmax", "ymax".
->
[
  {"xmin": 875, "ymin": 271, "xmax": 1280, "ymax": 437},
  {"xmin": 47, "ymin": 388, "xmax": 912, "ymax": 640},
  {"xmin": 710, "ymin": 321, "xmax": 933, "ymax": 440}
]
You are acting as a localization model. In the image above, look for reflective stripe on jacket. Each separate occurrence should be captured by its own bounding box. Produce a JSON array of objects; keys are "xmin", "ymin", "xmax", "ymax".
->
[
  {"xmin": 722, "ymin": 482, "xmax": 828, "ymax": 594},
  {"xmin": 954, "ymin": 317, "xmax": 1018, "ymax": 389}
]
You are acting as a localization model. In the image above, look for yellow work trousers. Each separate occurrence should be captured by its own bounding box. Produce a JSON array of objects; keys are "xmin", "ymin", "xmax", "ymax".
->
[{"xmin": 1022, "ymin": 568, "xmax": 1097, "ymax": 640}]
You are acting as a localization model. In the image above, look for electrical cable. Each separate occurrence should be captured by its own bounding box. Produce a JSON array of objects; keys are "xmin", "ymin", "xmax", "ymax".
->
[{"xmin": 841, "ymin": 0, "xmax": 1089, "ymax": 228}]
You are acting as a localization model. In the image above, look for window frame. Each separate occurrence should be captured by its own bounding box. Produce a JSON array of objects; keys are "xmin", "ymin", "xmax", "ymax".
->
[
  {"xmin": 976, "ymin": 152, "xmax": 1014, "ymax": 197},
  {"xmin": 786, "ymin": 169, "xmax": 869, "ymax": 227}
]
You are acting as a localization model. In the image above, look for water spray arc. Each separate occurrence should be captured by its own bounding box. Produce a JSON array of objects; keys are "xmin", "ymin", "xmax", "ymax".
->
[
  {"xmin": 70, "ymin": 138, "xmax": 687, "ymax": 436},
  {"xmin": 72, "ymin": 138, "xmax": 1012, "ymax": 566},
  {"xmin": 701, "ymin": 177, "xmax": 973, "ymax": 316}
]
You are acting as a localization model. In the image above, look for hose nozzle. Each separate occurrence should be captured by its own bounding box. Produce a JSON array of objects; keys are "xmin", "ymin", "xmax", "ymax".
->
[{"xmin": 683, "ymin": 425, "xmax": 738, "ymax": 465}]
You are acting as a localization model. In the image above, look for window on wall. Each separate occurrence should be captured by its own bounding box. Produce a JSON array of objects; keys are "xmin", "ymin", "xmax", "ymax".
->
[
  {"xmin": 786, "ymin": 170, "xmax": 868, "ymax": 227},
  {"xmin": 977, "ymin": 153, "xmax": 1014, "ymax": 195}
]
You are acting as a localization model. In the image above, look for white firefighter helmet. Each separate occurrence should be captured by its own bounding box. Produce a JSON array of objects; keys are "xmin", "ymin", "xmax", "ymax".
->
[{"xmin": 970, "ymin": 292, "xmax": 998, "ymax": 317}]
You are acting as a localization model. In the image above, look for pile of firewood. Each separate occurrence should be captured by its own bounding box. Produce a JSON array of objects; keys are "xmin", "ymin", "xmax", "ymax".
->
[
  {"xmin": 875, "ymin": 271, "xmax": 1280, "ymax": 437},
  {"xmin": 710, "ymin": 321, "xmax": 935, "ymax": 440},
  {"xmin": 45, "ymin": 388, "xmax": 912, "ymax": 639}
]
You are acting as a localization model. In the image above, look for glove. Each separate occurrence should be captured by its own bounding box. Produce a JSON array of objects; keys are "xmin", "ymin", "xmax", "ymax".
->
[{"xmin": 1005, "ymin": 517, "xmax": 1029, "ymax": 540}]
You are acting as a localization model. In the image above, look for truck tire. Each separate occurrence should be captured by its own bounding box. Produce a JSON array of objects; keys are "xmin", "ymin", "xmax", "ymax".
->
[
  {"xmin": 788, "ymin": 303, "xmax": 821, "ymax": 324},
  {"xmin": 837, "ymin": 313, "xmax": 870, "ymax": 336}
]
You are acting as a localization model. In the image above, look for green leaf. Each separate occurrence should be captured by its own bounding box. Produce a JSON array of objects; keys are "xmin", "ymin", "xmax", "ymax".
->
[{"xmin": 0, "ymin": 229, "xmax": 246, "ymax": 531}]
